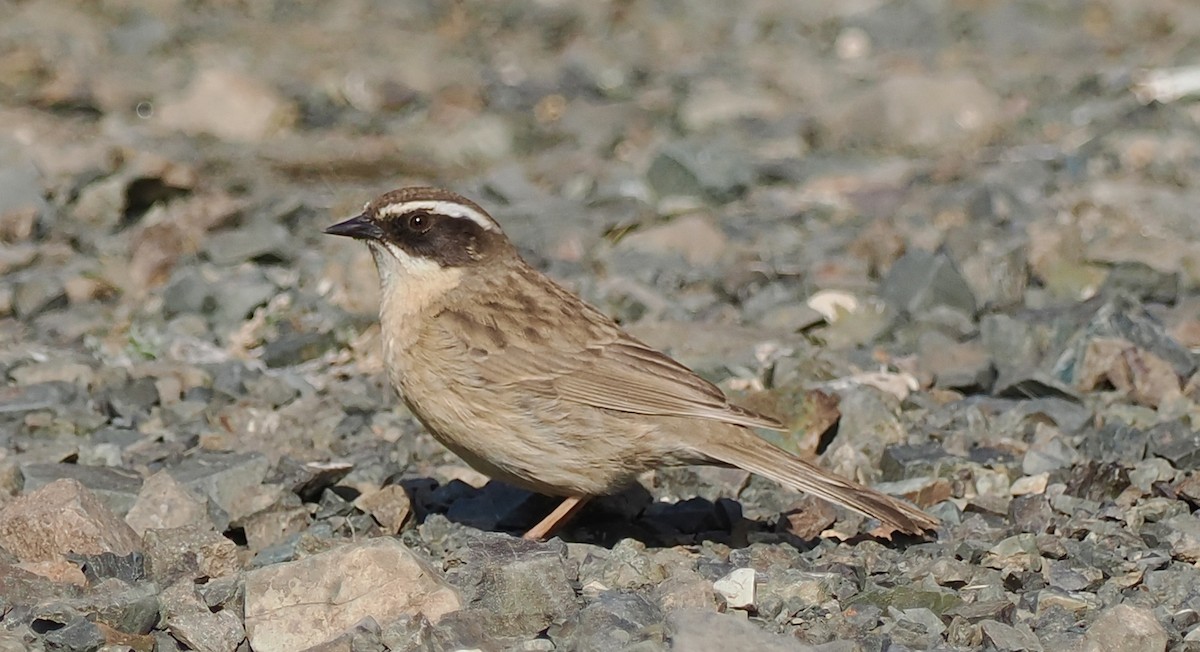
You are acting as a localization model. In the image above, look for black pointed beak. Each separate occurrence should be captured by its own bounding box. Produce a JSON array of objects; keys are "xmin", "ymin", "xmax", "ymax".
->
[{"xmin": 324, "ymin": 214, "xmax": 383, "ymax": 240}]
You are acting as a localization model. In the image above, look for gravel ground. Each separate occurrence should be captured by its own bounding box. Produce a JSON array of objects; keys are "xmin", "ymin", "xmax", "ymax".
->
[{"xmin": 2, "ymin": 2, "xmax": 1200, "ymax": 651}]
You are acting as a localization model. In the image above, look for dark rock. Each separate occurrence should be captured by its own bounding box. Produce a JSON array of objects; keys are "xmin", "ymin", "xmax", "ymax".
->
[
  {"xmin": 67, "ymin": 579, "xmax": 160, "ymax": 636},
  {"xmin": 981, "ymin": 314, "xmax": 1042, "ymax": 388},
  {"xmin": 0, "ymin": 382, "xmax": 76, "ymax": 415},
  {"xmin": 1053, "ymin": 295, "xmax": 1196, "ymax": 382},
  {"xmin": 298, "ymin": 617, "xmax": 384, "ymax": 652},
  {"xmin": 20, "ymin": 463, "xmax": 143, "ymax": 518},
  {"xmin": 197, "ymin": 575, "xmax": 243, "ymax": 615},
  {"xmin": 1081, "ymin": 422, "xmax": 1149, "ymax": 465},
  {"xmin": 13, "ymin": 275, "xmax": 67, "ymax": 319},
  {"xmin": 945, "ymin": 600, "xmax": 1016, "ymax": 624},
  {"xmin": 1099, "ymin": 262, "xmax": 1179, "ymax": 304},
  {"xmin": 103, "ymin": 377, "xmax": 160, "ymax": 421},
  {"xmin": 161, "ymin": 267, "xmax": 219, "ymax": 318},
  {"xmin": 67, "ymin": 551, "xmax": 146, "ymax": 584},
  {"xmin": 203, "ymin": 221, "xmax": 292, "ymax": 266},
  {"xmin": 267, "ymin": 458, "xmax": 354, "ymax": 504},
  {"xmin": 446, "ymin": 533, "xmax": 579, "ymax": 639},
  {"xmin": 641, "ymin": 497, "xmax": 731, "ymax": 535},
  {"xmin": 552, "ymin": 590, "xmax": 664, "ymax": 651},
  {"xmin": 261, "ymin": 330, "xmax": 336, "ymax": 368},
  {"xmin": 38, "ymin": 616, "xmax": 105, "ymax": 652},
  {"xmin": 993, "ymin": 373, "xmax": 1081, "ymax": 401},
  {"xmin": 979, "ymin": 619, "xmax": 1043, "ymax": 651},
  {"xmin": 0, "ymin": 563, "xmax": 82, "ymax": 617},
  {"xmin": 880, "ymin": 249, "xmax": 977, "ymax": 318},
  {"xmin": 443, "ymin": 482, "xmax": 557, "ymax": 532},
  {"xmin": 846, "ymin": 585, "xmax": 962, "ymax": 616},
  {"xmin": 666, "ymin": 609, "xmax": 811, "ymax": 652},
  {"xmin": 1009, "ymin": 495, "xmax": 1055, "ymax": 534},
  {"xmin": 879, "ymin": 443, "xmax": 958, "ymax": 482},
  {"xmin": 918, "ymin": 331, "xmax": 995, "ymax": 391},
  {"xmin": 1147, "ymin": 419, "xmax": 1200, "ymax": 470},
  {"xmin": 646, "ymin": 138, "xmax": 751, "ymax": 202}
]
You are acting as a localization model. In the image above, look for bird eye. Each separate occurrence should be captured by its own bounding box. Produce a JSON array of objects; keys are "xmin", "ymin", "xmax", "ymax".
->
[{"xmin": 407, "ymin": 212, "xmax": 432, "ymax": 232}]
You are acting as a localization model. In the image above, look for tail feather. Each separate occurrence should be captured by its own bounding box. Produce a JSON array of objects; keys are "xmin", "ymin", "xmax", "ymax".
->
[{"xmin": 700, "ymin": 436, "xmax": 938, "ymax": 536}]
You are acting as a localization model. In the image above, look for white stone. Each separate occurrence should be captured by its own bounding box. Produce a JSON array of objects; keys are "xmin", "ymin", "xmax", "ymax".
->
[{"xmin": 713, "ymin": 567, "xmax": 756, "ymax": 610}]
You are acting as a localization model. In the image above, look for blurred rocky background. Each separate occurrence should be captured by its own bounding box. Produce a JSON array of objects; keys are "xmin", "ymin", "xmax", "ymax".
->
[{"xmin": 1, "ymin": 1, "xmax": 1199, "ymax": 650}]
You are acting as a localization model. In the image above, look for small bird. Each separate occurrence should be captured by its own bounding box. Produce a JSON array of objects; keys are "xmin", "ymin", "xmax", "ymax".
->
[{"xmin": 326, "ymin": 187, "xmax": 938, "ymax": 540}]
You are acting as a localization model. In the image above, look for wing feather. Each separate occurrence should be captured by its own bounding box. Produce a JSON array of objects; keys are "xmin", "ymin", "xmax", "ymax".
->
[{"xmin": 436, "ymin": 280, "xmax": 783, "ymax": 431}]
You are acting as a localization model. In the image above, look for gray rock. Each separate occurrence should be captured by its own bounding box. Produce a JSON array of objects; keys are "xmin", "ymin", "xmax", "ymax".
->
[
  {"xmin": 261, "ymin": 330, "xmax": 336, "ymax": 368},
  {"xmin": 1099, "ymin": 262, "xmax": 1179, "ymax": 305},
  {"xmin": 1008, "ymin": 495, "xmax": 1055, "ymax": 534},
  {"xmin": 1082, "ymin": 604, "xmax": 1167, "ymax": 652},
  {"xmin": 244, "ymin": 538, "xmax": 460, "ymax": 652},
  {"xmin": 378, "ymin": 613, "xmax": 434, "ymax": 651},
  {"xmin": 0, "ymin": 562, "xmax": 83, "ymax": 619},
  {"xmin": 1080, "ymin": 421, "xmax": 1148, "ymax": 464},
  {"xmin": 20, "ymin": 464, "xmax": 143, "ymax": 518},
  {"xmin": 66, "ymin": 578, "xmax": 159, "ymax": 636},
  {"xmin": 38, "ymin": 616, "xmax": 105, "ymax": 652},
  {"xmin": 142, "ymin": 524, "xmax": 240, "ymax": 585},
  {"xmin": 103, "ymin": 376, "xmax": 160, "ymax": 421},
  {"xmin": 0, "ymin": 628, "xmax": 38, "ymax": 652},
  {"xmin": 666, "ymin": 609, "xmax": 812, "ymax": 652},
  {"xmin": 0, "ymin": 479, "xmax": 143, "ymax": 563},
  {"xmin": 552, "ymin": 590, "xmax": 664, "ymax": 651},
  {"xmin": 980, "ymin": 619, "xmax": 1043, "ymax": 651},
  {"xmin": 299, "ymin": 617, "xmax": 384, "ymax": 652},
  {"xmin": 197, "ymin": 575, "xmax": 244, "ymax": 615},
  {"xmin": 880, "ymin": 249, "xmax": 977, "ymax": 318},
  {"xmin": 837, "ymin": 74, "xmax": 1002, "ymax": 152},
  {"xmin": 984, "ymin": 312, "xmax": 1041, "ymax": 379},
  {"xmin": 884, "ymin": 606, "xmax": 947, "ymax": 649},
  {"xmin": 1053, "ymin": 295, "xmax": 1197, "ymax": 382},
  {"xmin": 918, "ymin": 331, "xmax": 995, "ymax": 391},
  {"xmin": 879, "ymin": 442, "xmax": 959, "ymax": 482},
  {"xmin": 0, "ymin": 383, "xmax": 72, "ymax": 416},
  {"xmin": 125, "ymin": 469, "xmax": 218, "ymax": 535},
  {"xmin": 646, "ymin": 139, "xmax": 752, "ymax": 202},
  {"xmin": 1146, "ymin": 419, "xmax": 1200, "ymax": 470},
  {"xmin": 161, "ymin": 267, "xmax": 220, "ymax": 318},
  {"xmin": 203, "ymin": 221, "xmax": 292, "ymax": 266},
  {"xmin": 1022, "ymin": 429, "xmax": 1079, "ymax": 475},
  {"xmin": 945, "ymin": 599, "xmax": 1016, "ymax": 624},
  {"xmin": 165, "ymin": 451, "xmax": 270, "ymax": 522},
  {"xmin": 161, "ymin": 580, "xmax": 245, "ymax": 652},
  {"xmin": 215, "ymin": 269, "xmax": 278, "ymax": 326},
  {"xmin": 446, "ymin": 533, "xmax": 579, "ymax": 638},
  {"xmin": 69, "ymin": 551, "xmax": 146, "ymax": 585},
  {"xmin": 847, "ymin": 585, "xmax": 962, "ymax": 616},
  {"xmin": 0, "ymin": 155, "xmax": 48, "ymax": 226},
  {"xmin": 13, "ymin": 275, "xmax": 66, "ymax": 319}
]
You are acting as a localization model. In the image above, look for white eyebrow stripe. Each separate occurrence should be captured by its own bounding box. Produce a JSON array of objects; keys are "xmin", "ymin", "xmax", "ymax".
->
[{"xmin": 376, "ymin": 200, "xmax": 500, "ymax": 232}]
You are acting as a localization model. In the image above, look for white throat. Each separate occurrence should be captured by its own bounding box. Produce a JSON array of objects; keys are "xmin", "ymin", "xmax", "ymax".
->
[{"xmin": 368, "ymin": 240, "xmax": 464, "ymax": 370}]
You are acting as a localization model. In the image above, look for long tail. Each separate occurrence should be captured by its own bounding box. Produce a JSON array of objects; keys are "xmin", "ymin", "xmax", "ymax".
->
[{"xmin": 697, "ymin": 433, "xmax": 938, "ymax": 536}]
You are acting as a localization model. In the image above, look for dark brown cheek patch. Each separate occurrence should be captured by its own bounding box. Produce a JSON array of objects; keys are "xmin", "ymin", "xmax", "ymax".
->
[{"xmin": 389, "ymin": 218, "xmax": 496, "ymax": 267}]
